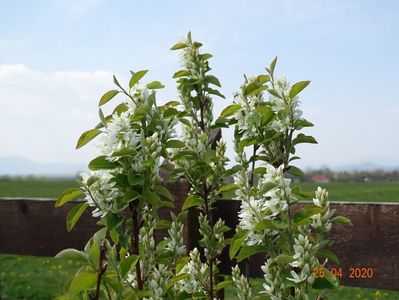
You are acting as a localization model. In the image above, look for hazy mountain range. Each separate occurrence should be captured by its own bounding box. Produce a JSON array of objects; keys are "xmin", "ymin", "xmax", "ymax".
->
[{"xmin": 0, "ymin": 156, "xmax": 398, "ymax": 177}]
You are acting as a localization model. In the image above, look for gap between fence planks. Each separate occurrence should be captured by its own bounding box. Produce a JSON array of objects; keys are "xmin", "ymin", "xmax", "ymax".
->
[{"xmin": 1, "ymin": 192, "xmax": 398, "ymax": 290}]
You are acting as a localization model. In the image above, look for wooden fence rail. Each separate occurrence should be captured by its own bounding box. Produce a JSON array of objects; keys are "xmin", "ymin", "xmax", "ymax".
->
[{"xmin": 1, "ymin": 196, "xmax": 399, "ymax": 291}]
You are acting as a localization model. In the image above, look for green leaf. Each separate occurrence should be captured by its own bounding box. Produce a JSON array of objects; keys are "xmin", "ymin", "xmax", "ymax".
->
[
  {"xmin": 206, "ymin": 87, "xmax": 225, "ymax": 99},
  {"xmin": 289, "ymin": 80, "xmax": 310, "ymax": 98},
  {"xmin": 294, "ymin": 119, "xmax": 314, "ymax": 129},
  {"xmin": 182, "ymin": 195, "xmax": 204, "ymax": 210},
  {"xmin": 154, "ymin": 185, "xmax": 174, "ymax": 201},
  {"xmin": 55, "ymin": 188, "xmax": 83, "ymax": 207},
  {"xmin": 166, "ymin": 273, "xmax": 189, "ymax": 289},
  {"xmin": 69, "ymin": 272, "xmax": 97, "ymax": 293},
  {"xmin": 67, "ymin": 203, "xmax": 89, "ymax": 231},
  {"xmin": 205, "ymin": 75, "xmax": 221, "ymax": 87},
  {"xmin": 244, "ymin": 83, "xmax": 267, "ymax": 97},
  {"xmin": 171, "ymin": 42, "xmax": 187, "ymax": 50},
  {"xmin": 267, "ymin": 88, "xmax": 282, "ymax": 99},
  {"xmin": 89, "ymin": 156, "xmax": 118, "ymax": 170},
  {"xmin": 316, "ymin": 249, "xmax": 340, "ymax": 265},
  {"xmin": 55, "ymin": 248, "xmax": 87, "ymax": 263},
  {"xmin": 218, "ymin": 183, "xmax": 238, "ymax": 193},
  {"xmin": 286, "ymin": 165, "xmax": 305, "ymax": 177},
  {"xmin": 294, "ymin": 205, "xmax": 325, "ymax": 225},
  {"xmin": 147, "ymin": 191, "xmax": 162, "ymax": 206},
  {"xmin": 146, "ymin": 81, "xmax": 165, "ymax": 89},
  {"xmin": 76, "ymin": 129, "xmax": 101, "ymax": 149},
  {"xmin": 269, "ymin": 57, "xmax": 278, "ymax": 75},
  {"xmin": 256, "ymin": 74, "xmax": 270, "ymax": 84},
  {"xmin": 293, "ymin": 133, "xmax": 317, "ymax": 145},
  {"xmin": 333, "ymin": 216, "xmax": 353, "ymax": 227},
  {"xmin": 199, "ymin": 53, "xmax": 213, "ymax": 60},
  {"xmin": 99, "ymin": 90, "xmax": 119, "ymax": 106},
  {"xmin": 120, "ymin": 255, "xmax": 139, "ymax": 278},
  {"xmin": 256, "ymin": 105, "xmax": 274, "ymax": 125},
  {"xmin": 229, "ymin": 230, "xmax": 249, "ymax": 259},
  {"xmin": 237, "ymin": 245, "xmax": 265, "ymax": 262},
  {"xmin": 313, "ymin": 273, "xmax": 337, "ymax": 290},
  {"xmin": 155, "ymin": 219, "xmax": 171, "ymax": 229},
  {"xmin": 166, "ymin": 139, "xmax": 185, "ymax": 148},
  {"xmin": 275, "ymin": 254, "xmax": 295, "ymax": 264},
  {"xmin": 252, "ymin": 167, "xmax": 266, "ymax": 175},
  {"xmin": 215, "ymin": 279, "xmax": 232, "ymax": 291},
  {"xmin": 106, "ymin": 213, "xmax": 123, "ymax": 231},
  {"xmin": 113, "ymin": 75, "xmax": 122, "ymax": 89},
  {"xmin": 255, "ymin": 219, "xmax": 288, "ymax": 231},
  {"xmin": 173, "ymin": 70, "xmax": 190, "ymax": 78},
  {"xmin": 129, "ymin": 70, "xmax": 148, "ymax": 88},
  {"xmin": 124, "ymin": 190, "xmax": 141, "ymax": 203},
  {"xmin": 220, "ymin": 104, "xmax": 241, "ymax": 118}
]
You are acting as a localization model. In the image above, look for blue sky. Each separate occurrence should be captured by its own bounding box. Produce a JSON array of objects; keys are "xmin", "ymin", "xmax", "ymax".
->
[{"xmin": 1, "ymin": 0, "xmax": 399, "ymax": 171}]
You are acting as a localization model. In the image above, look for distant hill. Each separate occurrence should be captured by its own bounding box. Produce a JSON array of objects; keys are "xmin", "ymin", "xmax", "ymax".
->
[
  {"xmin": 334, "ymin": 162, "xmax": 399, "ymax": 172},
  {"xmin": 0, "ymin": 156, "xmax": 87, "ymax": 177}
]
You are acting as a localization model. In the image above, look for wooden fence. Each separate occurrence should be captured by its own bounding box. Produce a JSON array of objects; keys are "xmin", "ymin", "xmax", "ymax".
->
[{"xmin": 1, "ymin": 193, "xmax": 399, "ymax": 291}]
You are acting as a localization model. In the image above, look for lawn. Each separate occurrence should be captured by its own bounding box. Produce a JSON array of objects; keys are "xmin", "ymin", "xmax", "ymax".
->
[{"xmin": 1, "ymin": 254, "xmax": 398, "ymax": 299}]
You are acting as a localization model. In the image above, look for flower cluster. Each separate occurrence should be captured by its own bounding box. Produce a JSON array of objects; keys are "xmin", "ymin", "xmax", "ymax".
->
[
  {"xmin": 268, "ymin": 76, "xmax": 303, "ymax": 132},
  {"xmin": 139, "ymin": 210, "xmax": 157, "ymax": 279},
  {"xmin": 80, "ymin": 170, "xmax": 121, "ymax": 217},
  {"xmin": 233, "ymin": 76, "xmax": 265, "ymax": 139},
  {"xmin": 261, "ymin": 258, "xmax": 287, "ymax": 300},
  {"xmin": 288, "ymin": 234, "xmax": 319, "ymax": 285},
  {"xmin": 146, "ymin": 264, "xmax": 173, "ymax": 300},
  {"xmin": 311, "ymin": 187, "xmax": 334, "ymax": 234},
  {"xmin": 236, "ymin": 163, "xmax": 295, "ymax": 245},
  {"xmin": 175, "ymin": 248, "xmax": 209, "ymax": 295},
  {"xmin": 232, "ymin": 265, "xmax": 252, "ymax": 300},
  {"xmin": 165, "ymin": 213, "xmax": 186, "ymax": 261}
]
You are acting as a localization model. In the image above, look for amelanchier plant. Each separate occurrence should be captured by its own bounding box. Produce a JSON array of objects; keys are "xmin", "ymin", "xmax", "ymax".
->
[
  {"xmin": 169, "ymin": 33, "xmax": 231, "ymax": 299},
  {"xmin": 55, "ymin": 72, "xmax": 188, "ymax": 299},
  {"xmin": 55, "ymin": 32, "xmax": 352, "ymax": 300},
  {"xmin": 221, "ymin": 59, "xmax": 352, "ymax": 299}
]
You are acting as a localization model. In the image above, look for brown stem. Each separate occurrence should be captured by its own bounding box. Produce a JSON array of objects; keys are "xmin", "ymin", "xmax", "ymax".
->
[
  {"xmin": 209, "ymin": 257, "xmax": 214, "ymax": 299},
  {"xmin": 130, "ymin": 203, "xmax": 143, "ymax": 290},
  {"xmin": 93, "ymin": 242, "xmax": 107, "ymax": 300}
]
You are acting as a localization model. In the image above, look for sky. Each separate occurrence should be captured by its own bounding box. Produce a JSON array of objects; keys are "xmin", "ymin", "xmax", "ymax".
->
[{"xmin": 1, "ymin": 0, "xmax": 399, "ymax": 172}]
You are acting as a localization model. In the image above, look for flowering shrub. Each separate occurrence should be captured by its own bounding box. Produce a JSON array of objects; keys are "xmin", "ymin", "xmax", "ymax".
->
[
  {"xmin": 169, "ymin": 33, "xmax": 231, "ymax": 299},
  {"xmin": 55, "ymin": 72, "xmax": 187, "ymax": 299},
  {"xmin": 55, "ymin": 33, "xmax": 351, "ymax": 299},
  {"xmin": 223, "ymin": 60, "xmax": 352, "ymax": 299}
]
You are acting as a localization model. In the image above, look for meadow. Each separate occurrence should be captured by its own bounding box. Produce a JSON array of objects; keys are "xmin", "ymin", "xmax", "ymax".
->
[{"xmin": 0, "ymin": 177, "xmax": 398, "ymax": 298}]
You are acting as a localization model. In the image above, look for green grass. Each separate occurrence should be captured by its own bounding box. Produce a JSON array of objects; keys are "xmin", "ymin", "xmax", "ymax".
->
[
  {"xmin": 224, "ymin": 278, "xmax": 399, "ymax": 300},
  {"xmin": 299, "ymin": 181, "xmax": 399, "ymax": 203},
  {"xmin": 0, "ymin": 254, "xmax": 81, "ymax": 299},
  {"xmin": 1, "ymin": 254, "xmax": 398, "ymax": 299},
  {"xmin": 0, "ymin": 177, "xmax": 398, "ymax": 203},
  {"xmin": 0, "ymin": 177, "xmax": 78, "ymax": 198}
]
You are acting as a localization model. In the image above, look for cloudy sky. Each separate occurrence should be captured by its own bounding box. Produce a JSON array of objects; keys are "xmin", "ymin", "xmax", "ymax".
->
[{"xmin": 1, "ymin": 0, "xmax": 399, "ymax": 172}]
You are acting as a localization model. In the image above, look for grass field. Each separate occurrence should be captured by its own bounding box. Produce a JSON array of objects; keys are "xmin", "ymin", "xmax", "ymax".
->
[
  {"xmin": 0, "ymin": 177, "xmax": 78, "ymax": 198},
  {"xmin": 0, "ymin": 177, "xmax": 399, "ymax": 202},
  {"xmin": 299, "ymin": 181, "xmax": 399, "ymax": 203},
  {"xmin": 1, "ymin": 254, "xmax": 398, "ymax": 299}
]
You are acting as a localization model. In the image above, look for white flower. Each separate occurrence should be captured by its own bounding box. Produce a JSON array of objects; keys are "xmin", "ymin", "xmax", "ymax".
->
[
  {"xmin": 80, "ymin": 170, "xmax": 121, "ymax": 217},
  {"xmin": 97, "ymin": 111, "xmax": 139, "ymax": 157}
]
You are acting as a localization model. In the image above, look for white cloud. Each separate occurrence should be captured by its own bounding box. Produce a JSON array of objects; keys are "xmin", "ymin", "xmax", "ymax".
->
[{"xmin": 0, "ymin": 64, "xmax": 114, "ymax": 164}]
